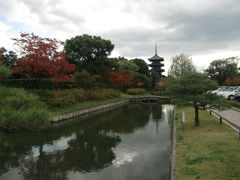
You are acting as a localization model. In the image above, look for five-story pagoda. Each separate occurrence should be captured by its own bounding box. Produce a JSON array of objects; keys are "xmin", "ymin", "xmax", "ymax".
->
[{"xmin": 148, "ymin": 45, "xmax": 164, "ymax": 77}]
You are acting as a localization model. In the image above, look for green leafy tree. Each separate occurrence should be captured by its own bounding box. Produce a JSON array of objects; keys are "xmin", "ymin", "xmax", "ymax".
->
[
  {"xmin": 130, "ymin": 58, "xmax": 150, "ymax": 77},
  {"xmin": 204, "ymin": 57, "xmax": 239, "ymax": 85},
  {"xmin": 114, "ymin": 57, "xmax": 138, "ymax": 72},
  {"xmin": 150, "ymin": 69, "xmax": 160, "ymax": 89},
  {"xmin": 74, "ymin": 70, "xmax": 96, "ymax": 88},
  {"xmin": 0, "ymin": 47, "xmax": 17, "ymax": 67},
  {"xmin": 64, "ymin": 34, "xmax": 114, "ymax": 64},
  {"xmin": 168, "ymin": 53, "xmax": 196, "ymax": 77},
  {"xmin": 131, "ymin": 72, "xmax": 151, "ymax": 89},
  {"xmin": 0, "ymin": 64, "xmax": 11, "ymax": 79},
  {"xmin": 167, "ymin": 73, "xmax": 228, "ymax": 126},
  {"xmin": 77, "ymin": 56, "xmax": 118, "ymax": 75}
]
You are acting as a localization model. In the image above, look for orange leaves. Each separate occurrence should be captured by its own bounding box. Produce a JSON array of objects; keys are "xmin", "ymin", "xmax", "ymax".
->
[
  {"xmin": 105, "ymin": 71, "xmax": 132, "ymax": 87},
  {"xmin": 12, "ymin": 33, "xmax": 75, "ymax": 81}
]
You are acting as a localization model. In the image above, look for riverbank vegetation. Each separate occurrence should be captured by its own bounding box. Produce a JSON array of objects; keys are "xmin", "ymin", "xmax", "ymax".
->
[
  {"xmin": 176, "ymin": 106, "xmax": 240, "ymax": 180},
  {"xmin": 229, "ymin": 100, "xmax": 240, "ymax": 109},
  {"xmin": 0, "ymin": 33, "xmax": 154, "ymax": 131},
  {"xmin": 0, "ymin": 86, "xmax": 50, "ymax": 131}
]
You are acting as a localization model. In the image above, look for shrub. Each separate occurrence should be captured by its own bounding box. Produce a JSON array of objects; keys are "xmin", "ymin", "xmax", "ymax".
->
[
  {"xmin": 44, "ymin": 88, "xmax": 122, "ymax": 107},
  {"xmin": 0, "ymin": 64, "xmax": 11, "ymax": 79},
  {"xmin": 0, "ymin": 86, "xmax": 51, "ymax": 131},
  {"xmin": 127, "ymin": 88, "xmax": 147, "ymax": 95},
  {"xmin": 0, "ymin": 78, "xmax": 75, "ymax": 89},
  {"xmin": 74, "ymin": 70, "xmax": 96, "ymax": 89},
  {"xmin": 48, "ymin": 89, "xmax": 77, "ymax": 107}
]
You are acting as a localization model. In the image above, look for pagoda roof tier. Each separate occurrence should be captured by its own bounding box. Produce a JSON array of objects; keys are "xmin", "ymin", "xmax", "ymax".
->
[
  {"xmin": 149, "ymin": 63, "xmax": 164, "ymax": 67},
  {"xmin": 148, "ymin": 54, "xmax": 164, "ymax": 61}
]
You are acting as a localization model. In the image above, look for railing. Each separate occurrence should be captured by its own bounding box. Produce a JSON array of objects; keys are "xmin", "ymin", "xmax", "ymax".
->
[{"xmin": 209, "ymin": 109, "xmax": 240, "ymax": 136}]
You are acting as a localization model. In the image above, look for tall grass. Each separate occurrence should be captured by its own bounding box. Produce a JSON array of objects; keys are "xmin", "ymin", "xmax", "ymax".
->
[
  {"xmin": 33, "ymin": 88, "xmax": 122, "ymax": 107},
  {"xmin": 0, "ymin": 86, "xmax": 51, "ymax": 131}
]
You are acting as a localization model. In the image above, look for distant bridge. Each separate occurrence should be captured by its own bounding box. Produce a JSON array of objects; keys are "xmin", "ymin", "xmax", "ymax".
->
[{"xmin": 130, "ymin": 95, "xmax": 170, "ymax": 103}]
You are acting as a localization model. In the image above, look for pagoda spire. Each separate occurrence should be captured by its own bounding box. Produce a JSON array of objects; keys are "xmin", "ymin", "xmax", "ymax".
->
[{"xmin": 155, "ymin": 43, "xmax": 157, "ymax": 55}]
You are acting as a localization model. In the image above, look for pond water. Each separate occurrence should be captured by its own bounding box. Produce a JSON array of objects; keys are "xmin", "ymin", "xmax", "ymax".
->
[{"xmin": 0, "ymin": 103, "xmax": 174, "ymax": 180}]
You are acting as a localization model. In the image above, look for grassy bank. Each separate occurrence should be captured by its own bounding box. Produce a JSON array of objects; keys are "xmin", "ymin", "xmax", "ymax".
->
[
  {"xmin": 229, "ymin": 100, "xmax": 240, "ymax": 109},
  {"xmin": 176, "ymin": 106, "xmax": 240, "ymax": 180},
  {"xmin": 50, "ymin": 94, "xmax": 143, "ymax": 115}
]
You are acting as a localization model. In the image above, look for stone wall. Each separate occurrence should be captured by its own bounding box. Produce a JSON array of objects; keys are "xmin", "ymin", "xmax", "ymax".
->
[{"xmin": 51, "ymin": 99, "xmax": 130, "ymax": 123}]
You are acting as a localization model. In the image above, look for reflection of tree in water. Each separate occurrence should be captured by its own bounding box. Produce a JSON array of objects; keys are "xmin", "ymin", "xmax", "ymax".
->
[
  {"xmin": 16, "ymin": 130, "xmax": 121, "ymax": 180},
  {"xmin": 95, "ymin": 104, "xmax": 152, "ymax": 134},
  {"xmin": 0, "ymin": 103, "xmax": 153, "ymax": 180}
]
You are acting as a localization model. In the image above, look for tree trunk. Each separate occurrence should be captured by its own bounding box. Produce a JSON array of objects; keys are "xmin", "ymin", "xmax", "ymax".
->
[{"xmin": 194, "ymin": 105, "xmax": 200, "ymax": 126}]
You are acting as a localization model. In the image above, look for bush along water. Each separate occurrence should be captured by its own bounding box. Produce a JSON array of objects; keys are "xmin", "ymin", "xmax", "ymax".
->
[
  {"xmin": 32, "ymin": 88, "xmax": 122, "ymax": 107},
  {"xmin": 127, "ymin": 88, "xmax": 147, "ymax": 95},
  {"xmin": 0, "ymin": 86, "xmax": 51, "ymax": 131}
]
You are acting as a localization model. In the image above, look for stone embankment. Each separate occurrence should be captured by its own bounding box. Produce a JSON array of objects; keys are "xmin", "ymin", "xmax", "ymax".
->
[{"xmin": 51, "ymin": 99, "xmax": 129, "ymax": 123}]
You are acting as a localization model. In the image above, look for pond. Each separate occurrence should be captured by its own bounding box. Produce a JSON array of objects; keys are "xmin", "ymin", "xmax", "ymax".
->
[{"xmin": 0, "ymin": 103, "xmax": 175, "ymax": 180}]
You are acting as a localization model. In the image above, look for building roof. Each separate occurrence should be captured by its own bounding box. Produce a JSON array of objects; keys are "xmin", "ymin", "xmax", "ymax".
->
[
  {"xmin": 149, "ymin": 62, "xmax": 164, "ymax": 67},
  {"xmin": 148, "ymin": 54, "xmax": 164, "ymax": 61}
]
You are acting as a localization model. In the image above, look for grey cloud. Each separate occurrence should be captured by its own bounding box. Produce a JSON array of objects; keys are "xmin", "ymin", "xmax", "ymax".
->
[
  {"xmin": 102, "ymin": 0, "xmax": 240, "ymax": 59},
  {"xmin": 1, "ymin": 0, "xmax": 240, "ymax": 61},
  {"xmin": 21, "ymin": 0, "xmax": 85, "ymax": 30}
]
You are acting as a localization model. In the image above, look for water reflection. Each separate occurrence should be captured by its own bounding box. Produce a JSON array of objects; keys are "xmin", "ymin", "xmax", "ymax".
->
[{"xmin": 0, "ymin": 103, "xmax": 174, "ymax": 180}]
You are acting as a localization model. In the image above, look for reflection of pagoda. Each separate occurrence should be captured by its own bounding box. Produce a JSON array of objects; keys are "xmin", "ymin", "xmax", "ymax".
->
[{"xmin": 148, "ymin": 44, "xmax": 164, "ymax": 76}]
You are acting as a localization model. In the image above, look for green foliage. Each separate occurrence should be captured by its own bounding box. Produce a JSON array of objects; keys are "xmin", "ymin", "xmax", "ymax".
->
[
  {"xmin": 77, "ymin": 57, "xmax": 118, "ymax": 75},
  {"xmin": 74, "ymin": 70, "xmax": 96, "ymax": 88},
  {"xmin": 204, "ymin": 57, "xmax": 239, "ymax": 85},
  {"xmin": 64, "ymin": 34, "xmax": 114, "ymax": 64},
  {"xmin": 168, "ymin": 53, "xmax": 196, "ymax": 77},
  {"xmin": 0, "ymin": 86, "xmax": 50, "ymax": 131},
  {"xmin": 38, "ymin": 88, "xmax": 122, "ymax": 107},
  {"xmin": 150, "ymin": 69, "xmax": 160, "ymax": 89},
  {"xmin": 127, "ymin": 88, "xmax": 147, "ymax": 95},
  {"xmin": 150, "ymin": 90, "xmax": 169, "ymax": 96},
  {"xmin": 131, "ymin": 72, "xmax": 151, "ymax": 89},
  {"xmin": 167, "ymin": 73, "xmax": 229, "ymax": 126},
  {"xmin": 130, "ymin": 58, "xmax": 150, "ymax": 77},
  {"xmin": 0, "ymin": 47, "xmax": 17, "ymax": 67},
  {"xmin": 0, "ymin": 64, "xmax": 11, "ymax": 79},
  {"xmin": 114, "ymin": 57, "xmax": 139, "ymax": 72},
  {"xmin": 0, "ymin": 78, "xmax": 74, "ymax": 89}
]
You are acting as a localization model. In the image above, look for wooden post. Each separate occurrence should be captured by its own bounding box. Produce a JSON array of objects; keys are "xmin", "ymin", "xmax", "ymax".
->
[
  {"xmin": 210, "ymin": 111, "xmax": 212, "ymax": 116},
  {"xmin": 220, "ymin": 117, "xmax": 222, "ymax": 124}
]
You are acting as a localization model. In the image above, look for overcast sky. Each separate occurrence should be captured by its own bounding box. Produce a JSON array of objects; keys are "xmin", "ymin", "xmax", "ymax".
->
[{"xmin": 1, "ymin": 0, "xmax": 240, "ymax": 74}]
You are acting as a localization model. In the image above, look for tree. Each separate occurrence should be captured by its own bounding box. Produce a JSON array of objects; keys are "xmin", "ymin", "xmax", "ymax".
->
[
  {"xmin": 0, "ymin": 47, "xmax": 17, "ymax": 67},
  {"xmin": 131, "ymin": 72, "xmax": 151, "ymax": 89},
  {"xmin": 150, "ymin": 69, "xmax": 160, "ymax": 89},
  {"xmin": 74, "ymin": 70, "xmax": 96, "ymax": 88},
  {"xmin": 64, "ymin": 34, "xmax": 114, "ymax": 64},
  {"xmin": 130, "ymin": 58, "xmax": 150, "ymax": 77},
  {"xmin": 77, "ymin": 56, "xmax": 118, "ymax": 75},
  {"xmin": 204, "ymin": 57, "xmax": 239, "ymax": 85},
  {"xmin": 105, "ymin": 71, "xmax": 132, "ymax": 91},
  {"xmin": 12, "ymin": 33, "xmax": 75, "ymax": 82},
  {"xmin": 0, "ymin": 64, "xmax": 11, "ymax": 79},
  {"xmin": 167, "ymin": 73, "xmax": 228, "ymax": 126},
  {"xmin": 168, "ymin": 53, "xmax": 196, "ymax": 77},
  {"xmin": 112, "ymin": 57, "xmax": 138, "ymax": 72}
]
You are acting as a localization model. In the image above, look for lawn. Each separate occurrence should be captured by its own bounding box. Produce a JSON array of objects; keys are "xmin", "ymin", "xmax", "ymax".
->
[{"xmin": 176, "ymin": 106, "xmax": 240, "ymax": 180}]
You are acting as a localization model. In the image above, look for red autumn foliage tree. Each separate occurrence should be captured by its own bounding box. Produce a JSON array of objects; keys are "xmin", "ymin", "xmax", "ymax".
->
[
  {"xmin": 105, "ymin": 71, "xmax": 132, "ymax": 90},
  {"xmin": 12, "ymin": 33, "xmax": 75, "ymax": 82}
]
